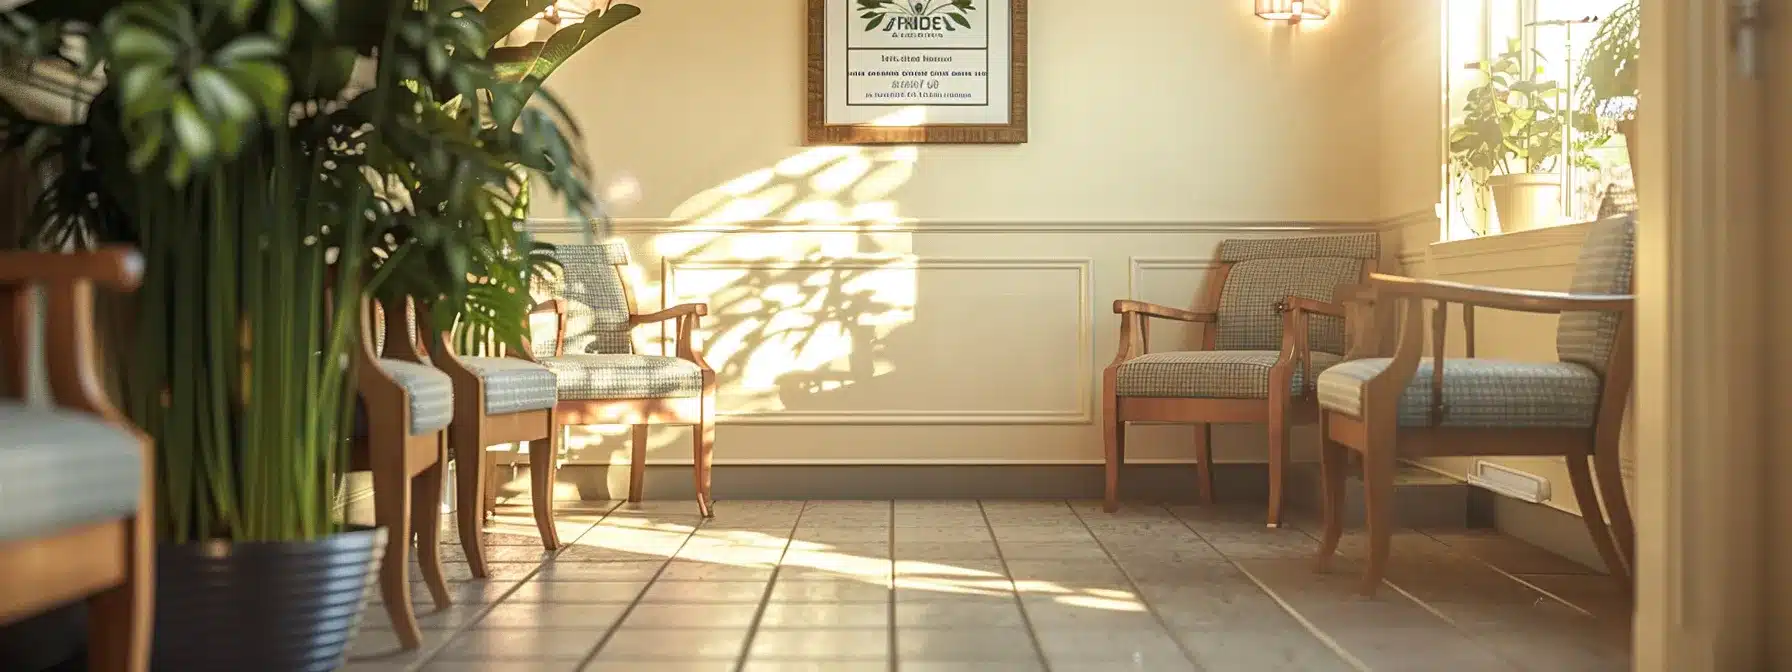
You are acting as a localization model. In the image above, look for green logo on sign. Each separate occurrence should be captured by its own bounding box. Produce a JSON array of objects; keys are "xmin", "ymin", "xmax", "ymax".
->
[{"xmin": 857, "ymin": 0, "xmax": 977, "ymax": 32}]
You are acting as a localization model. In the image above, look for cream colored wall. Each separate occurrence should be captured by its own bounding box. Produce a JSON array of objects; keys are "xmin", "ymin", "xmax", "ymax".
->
[
  {"xmin": 515, "ymin": 1, "xmax": 1390, "ymax": 466},
  {"xmin": 537, "ymin": 0, "xmax": 1382, "ymax": 224}
]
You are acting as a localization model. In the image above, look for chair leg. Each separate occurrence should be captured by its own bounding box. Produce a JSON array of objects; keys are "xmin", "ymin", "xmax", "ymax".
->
[
  {"xmin": 451, "ymin": 424, "xmax": 488, "ymax": 578},
  {"xmin": 694, "ymin": 382, "xmax": 717, "ymax": 518},
  {"xmin": 530, "ymin": 412, "xmax": 562, "ymax": 550},
  {"xmin": 1567, "ymin": 449, "xmax": 1630, "ymax": 588},
  {"xmin": 1592, "ymin": 431, "xmax": 1637, "ymax": 579},
  {"xmin": 1102, "ymin": 382, "xmax": 1124, "ymax": 514},
  {"xmin": 1266, "ymin": 398, "xmax": 1290, "ymax": 528},
  {"xmin": 1193, "ymin": 423, "xmax": 1214, "ymax": 505},
  {"xmin": 482, "ymin": 448, "xmax": 500, "ymax": 518},
  {"xmin": 1359, "ymin": 439, "xmax": 1396, "ymax": 597},
  {"xmin": 412, "ymin": 433, "xmax": 451, "ymax": 609},
  {"xmin": 87, "ymin": 511, "xmax": 151, "ymax": 672},
  {"xmin": 372, "ymin": 452, "xmax": 421, "ymax": 649},
  {"xmin": 1314, "ymin": 414, "xmax": 1346, "ymax": 573},
  {"xmin": 629, "ymin": 424, "xmax": 648, "ymax": 503}
]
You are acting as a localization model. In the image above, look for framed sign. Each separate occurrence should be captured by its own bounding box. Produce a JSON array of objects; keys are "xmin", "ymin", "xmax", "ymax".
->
[{"xmin": 806, "ymin": 0, "xmax": 1028, "ymax": 145}]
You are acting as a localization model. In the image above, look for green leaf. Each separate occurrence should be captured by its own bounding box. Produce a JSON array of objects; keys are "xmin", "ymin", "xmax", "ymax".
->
[
  {"xmin": 192, "ymin": 67, "xmax": 256, "ymax": 124},
  {"xmin": 297, "ymin": 0, "xmax": 335, "ymax": 25},
  {"xmin": 127, "ymin": 119, "xmax": 164, "ymax": 171},
  {"xmin": 171, "ymin": 94, "xmax": 215, "ymax": 164},
  {"xmin": 493, "ymin": 4, "xmax": 642, "ymax": 95},
  {"xmin": 948, "ymin": 11, "xmax": 970, "ymax": 28},
  {"xmin": 213, "ymin": 35, "xmax": 283, "ymax": 64},
  {"xmin": 479, "ymin": 0, "xmax": 557, "ymax": 44},
  {"xmin": 221, "ymin": 61, "xmax": 291, "ymax": 120},
  {"xmin": 268, "ymin": 0, "xmax": 295, "ymax": 40},
  {"xmin": 110, "ymin": 25, "xmax": 177, "ymax": 64},
  {"xmin": 865, "ymin": 16, "xmax": 881, "ymax": 31}
]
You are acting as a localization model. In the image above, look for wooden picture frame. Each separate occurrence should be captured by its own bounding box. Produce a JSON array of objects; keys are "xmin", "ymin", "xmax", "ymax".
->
[{"xmin": 806, "ymin": 0, "xmax": 1029, "ymax": 145}]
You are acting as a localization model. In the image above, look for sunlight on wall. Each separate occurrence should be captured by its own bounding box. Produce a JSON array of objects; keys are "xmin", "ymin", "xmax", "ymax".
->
[{"xmin": 553, "ymin": 111, "xmax": 927, "ymax": 466}]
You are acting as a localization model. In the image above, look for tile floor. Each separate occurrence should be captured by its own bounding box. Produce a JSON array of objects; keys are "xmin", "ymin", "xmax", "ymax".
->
[{"xmin": 346, "ymin": 500, "xmax": 1631, "ymax": 672}]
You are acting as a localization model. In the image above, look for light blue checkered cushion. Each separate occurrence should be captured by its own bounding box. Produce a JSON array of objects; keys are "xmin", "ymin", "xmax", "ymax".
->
[
  {"xmin": 1116, "ymin": 350, "xmax": 1342, "ymax": 399},
  {"xmin": 1316, "ymin": 358, "xmax": 1601, "ymax": 428},
  {"xmin": 1557, "ymin": 215, "xmax": 1635, "ymax": 377},
  {"xmin": 0, "ymin": 403, "xmax": 141, "ymax": 542},
  {"xmin": 541, "ymin": 354, "xmax": 704, "ymax": 400},
  {"xmin": 461, "ymin": 357, "xmax": 557, "ymax": 415},
  {"xmin": 376, "ymin": 359, "xmax": 454, "ymax": 433}
]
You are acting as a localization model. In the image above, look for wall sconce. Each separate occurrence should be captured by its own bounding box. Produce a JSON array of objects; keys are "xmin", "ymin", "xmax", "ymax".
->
[{"xmin": 1256, "ymin": 0, "xmax": 1330, "ymax": 24}]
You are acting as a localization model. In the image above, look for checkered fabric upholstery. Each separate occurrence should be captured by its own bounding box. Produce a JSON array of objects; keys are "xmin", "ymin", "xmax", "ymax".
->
[
  {"xmin": 1316, "ymin": 358, "xmax": 1602, "ymax": 428},
  {"xmin": 531, "ymin": 242, "xmax": 634, "ymax": 359},
  {"xmin": 1117, "ymin": 350, "xmax": 1344, "ymax": 399},
  {"xmin": 0, "ymin": 403, "xmax": 141, "ymax": 542},
  {"xmin": 1213, "ymin": 233, "xmax": 1379, "ymax": 357},
  {"xmin": 461, "ymin": 357, "xmax": 558, "ymax": 415},
  {"xmin": 1557, "ymin": 215, "xmax": 1636, "ymax": 377},
  {"xmin": 542, "ymin": 353, "xmax": 704, "ymax": 400},
  {"xmin": 376, "ymin": 359, "xmax": 455, "ymax": 433}
]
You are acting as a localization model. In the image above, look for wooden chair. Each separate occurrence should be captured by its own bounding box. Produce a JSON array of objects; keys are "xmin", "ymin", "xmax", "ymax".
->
[
  {"xmin": 426, "ymin": 305, "xmax": 562, "ymax": 576},
  {"xmin": 1103, "ymin": 233, "xmax": 1380, "ymax": 525},
  {"xmin": 1312, "ymin": 214, "xmax": 1636, "ymax": 596},
  {"xmin": 351, "ymin": 296, "xmax": 454, "ymax": 648},
  {"xmin": 531, "ymin": 242, "xmax": 717, "ymax": 518},
  {"xmin": 0, "ymin": 248, "xmax": 152, "ymax": 671}
]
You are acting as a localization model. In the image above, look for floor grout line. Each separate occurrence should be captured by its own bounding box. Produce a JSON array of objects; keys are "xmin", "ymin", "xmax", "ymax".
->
[
  {"xmin": 978, "ymin": 499, "xmax": 1056, "ymax": 672},
  {"xmin": 1160, "ymin": 505, "xmax": 1371, "ymax": 672},
  {"xmin": 567, "ymin": 503, "xmax": 708, "ymax": 671},
  {"xmin": 400, "ymin": 500, "xmax": 619, "ymax": 671},
  {"xmin": 887, "ymin": 500, "xmax": 899, "ymax": 672},
  {"xmin": 1066, "ymin": 502, "xmax": 1211, "ymax": 672},
  {"xmin": 730, "ymin": 502, "xmax": 809, "ymax": 672}
]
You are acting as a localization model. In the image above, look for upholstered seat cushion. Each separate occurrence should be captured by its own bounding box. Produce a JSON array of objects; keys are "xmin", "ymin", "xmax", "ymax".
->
[
  {"xmin": 461, "ymin": 357, "xmax": 557, "ymax": 415},
  {"xmin": 1116, "ymin": 350, "xmax": 1343, "ymax": 399},
  {"xmin": 1316, "ymin": 358, "xmax": 1602, "ymax": 428},
  {"xmin": 0, "ymin": 403, "xmax": 141, "ymax": 542},
  {"xmin": 542, "ymin": 354, "xmax": 705, "ymax": 400},
  {"xmin": 376, "ymin": 359, "xmax": 455, "ymax": 434}
]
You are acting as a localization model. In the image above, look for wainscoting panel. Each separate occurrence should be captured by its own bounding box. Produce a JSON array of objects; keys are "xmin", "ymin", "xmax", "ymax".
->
[{"xmin": 524, "ymin": 220, "xmax": 1380, "ymax": 466}]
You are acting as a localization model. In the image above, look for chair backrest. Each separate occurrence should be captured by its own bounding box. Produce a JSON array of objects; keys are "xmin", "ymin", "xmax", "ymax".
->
[
  {"xmin": 1213, "ymin": 233, "xmax": 1380, "ymax": 355},
  {"xmin": 1557, "ymin": 214, "xmax": 1636, "ymax": 377},
  {"xmin": 531, "ymin": 241, "xmax": 636, "ymax": 358}
]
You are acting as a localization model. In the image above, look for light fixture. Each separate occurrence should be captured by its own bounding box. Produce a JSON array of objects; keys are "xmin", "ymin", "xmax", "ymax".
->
[{"xmin": 1256, "ymin": 0, "xmax": 1330, "ymax": 24}]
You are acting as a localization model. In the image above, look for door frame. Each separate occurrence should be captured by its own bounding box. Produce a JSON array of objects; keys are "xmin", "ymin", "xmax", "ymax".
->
[{"xmin": 1633, "ymin": 0, "xmax": 1769, "ymax": 668}]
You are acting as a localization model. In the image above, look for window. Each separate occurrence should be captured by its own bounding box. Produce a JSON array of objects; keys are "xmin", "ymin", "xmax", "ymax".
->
[{"xmin": 1441, "ymin": 0, "xmax": 1638, "ymax": 240}]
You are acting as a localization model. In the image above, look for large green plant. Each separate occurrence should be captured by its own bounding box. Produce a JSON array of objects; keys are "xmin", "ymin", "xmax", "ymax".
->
[
  {"xmin": 1576, "ymin": 0, "xmax": 1639, "ymax": 123},
  {"xmin": 0, "ymin": 0, "xmax": 598, "ymax": 542}
]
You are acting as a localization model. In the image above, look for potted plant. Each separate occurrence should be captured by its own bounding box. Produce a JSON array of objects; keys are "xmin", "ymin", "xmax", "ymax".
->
[
  {"xmin": 0, "ymin": 0, "xmax": 599, "ymax": 668},
  {"xmin": 1577, "ymin": 0, "xmax": 1640, "ymax": 176},
  {"xmin": 1449, "ymin": 38, "xmax": 1569, "ymax": 233}
]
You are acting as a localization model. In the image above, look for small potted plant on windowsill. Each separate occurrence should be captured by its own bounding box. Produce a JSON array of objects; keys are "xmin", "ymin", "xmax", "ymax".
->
[{"xmin": 1449, "ymin": 39, "xmax": 1570, "ymax": 234}]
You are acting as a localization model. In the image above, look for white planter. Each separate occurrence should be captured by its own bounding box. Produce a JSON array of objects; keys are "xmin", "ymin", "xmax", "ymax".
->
[{"xmin": 1486, "ymin": 172, "xmax": 1561, "ymax": 233}]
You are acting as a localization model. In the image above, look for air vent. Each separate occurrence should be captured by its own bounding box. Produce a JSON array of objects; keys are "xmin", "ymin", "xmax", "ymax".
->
[{"xmin": 1467, "ymin": 460, "xmax": 1551, "ymax": 504}]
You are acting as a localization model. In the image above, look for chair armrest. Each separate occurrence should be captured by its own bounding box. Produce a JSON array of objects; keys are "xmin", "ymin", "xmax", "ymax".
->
[
  {"xmin": 0, "ymin": 248, "xmax": 143, "ymax": 290},
  {"xmin": 1275, "ymin": 296, "xmax": 1346, "ymax": 318},
  {"xmin": 1113, "ymin": 299, "xmax": 1217, "ymax": 323},
  {"xmin": 1370, "ymin": 273, "xmax": 1632, "ymax": 313},
  {"xmin": 631, "ymin": 303, "xmax": 709, "ymax": 326}
]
